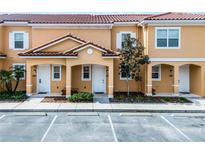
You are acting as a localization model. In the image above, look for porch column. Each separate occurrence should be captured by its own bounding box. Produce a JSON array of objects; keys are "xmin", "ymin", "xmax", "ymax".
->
[
  {"xmin": 66, "ymin": 60, "xmax": 72, "ymax": 98},
  {"xmin": 173, "ymin": 65, "xmax": 179, "ymax": 95},
  {"xmin": 26, "ymin": 63, "xmax": 32, "ymax": 96},
  {"xmin": 108, "ymin": 65, "xmax": 114, "ymax": 98},
  {"xmin": 146, "ymin": 64, "xmax": 152, "ymax": 96}
]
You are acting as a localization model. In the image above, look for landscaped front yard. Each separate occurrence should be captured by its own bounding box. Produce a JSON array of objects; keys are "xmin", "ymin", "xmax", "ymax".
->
[{"xmin": 40, "ymin": 92, "xmax": 191, "ymax": 104}]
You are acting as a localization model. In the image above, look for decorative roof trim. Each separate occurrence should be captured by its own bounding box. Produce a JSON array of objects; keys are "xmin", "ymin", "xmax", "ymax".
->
[
  {"xmin": 19, "ymin": 56, "xmax": 78, "ymax": 59},
  {"xmin": 142, "ymin": 20, "xmax": 205, "ymax": 25},
  {"xmin": 26, "ymin": 33, "xmax": 86, "ymax": 53}
]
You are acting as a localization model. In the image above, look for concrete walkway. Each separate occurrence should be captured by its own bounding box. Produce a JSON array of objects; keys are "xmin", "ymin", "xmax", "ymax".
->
[
  {"xmin": 1, "ymin": 95, "xmax": 205, "ymax": 113},
  {"xmin": 0, "ymin": 101, "xmax": 205, "ymax": 112}
]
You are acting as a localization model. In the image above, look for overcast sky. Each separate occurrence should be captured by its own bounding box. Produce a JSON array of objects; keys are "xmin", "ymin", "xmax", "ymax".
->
[{"xmin": 0, "ymin": 0, "xmax": 204, "ymax": 13}]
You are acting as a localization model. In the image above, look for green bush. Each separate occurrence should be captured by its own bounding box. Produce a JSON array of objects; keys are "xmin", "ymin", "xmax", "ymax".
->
[
  {"xmin": 69, "ymin": 92, "xmax": 93, "ymax": 102},
  {"xmin": 0, "ymin": 91, "xmax": 27, "ymax": 101}
]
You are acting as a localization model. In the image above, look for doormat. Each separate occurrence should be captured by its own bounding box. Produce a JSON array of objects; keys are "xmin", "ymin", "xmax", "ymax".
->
[{"xmin": 38, "ymin": 92, "xmax": 47, "ymax": 94}]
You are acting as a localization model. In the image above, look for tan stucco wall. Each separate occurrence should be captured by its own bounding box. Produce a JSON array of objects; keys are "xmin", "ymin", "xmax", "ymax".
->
[
  {"xmin": 43, "ymin": 39, "xmax": 81, "ymax": 52},
  {"xmin": 148, "ymin": 26, "xmax": 205, "ymax": 58},
  {"xmin": 152, "ymin": 64, "xmax": 174, "ymax": 93},
  {"xmin": 190, "ymin": 65, "xmax": 202, "ymax": 95},
  {"xmin": 31, "ymin": 28, "xmax": 111, "ymax": 49},
  {"xmin": 71, "ymin": 65, "xmax": 92, "ymax": 93}
]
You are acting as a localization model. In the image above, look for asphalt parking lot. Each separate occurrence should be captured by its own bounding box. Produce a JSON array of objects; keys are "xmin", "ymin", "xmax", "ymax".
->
[{"xmin": 0, "ymin": 112, "xmax": 205, "ymax": 142}]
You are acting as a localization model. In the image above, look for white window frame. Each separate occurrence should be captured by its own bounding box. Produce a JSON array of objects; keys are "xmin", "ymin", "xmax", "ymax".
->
[
  {"xmin": 52, "ymin": 65, "xmax": 61, "ymax": 81},
  {"xmin": 81, "ymin": 64, "xmax": 91, "ymax": 81},
  {"xmin": 152, "ymin": 65, "xmax": 161, "ymax": 81},
  {"xmin": 155, "ymin": 27, "xmax": 181, "ymax": 49},
  {"xmin": 13, "ymin": 31, "xmax": 26, "ymax": 50},
  {"xmin": 117, "ymin": 31, "xmax": 136, "ymax": 49},
  {"xmin": 12, "ymin": 63, "xmax": 26, "ymax": 80},
  {"xmin": 120, "ymin": 68, "xmax": 132, "ymax": 80}
]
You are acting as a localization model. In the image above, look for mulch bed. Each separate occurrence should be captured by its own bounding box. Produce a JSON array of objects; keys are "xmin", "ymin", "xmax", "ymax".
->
[
  {"xmin": 41, "ymin": 96, "xmax": 68, "ymax": 103},
  {"xmin": 111, "ymin": 92, "xmax": 192, "ymax": 104}
]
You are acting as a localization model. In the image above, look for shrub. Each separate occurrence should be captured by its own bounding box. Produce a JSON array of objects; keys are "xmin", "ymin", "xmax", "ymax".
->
[
  {"xmin": 69, "ymin": 92, "xmax": 93, "ymax": 102},
  {"xmin": 179, "ymin": 97, "xmax": 189, "ymax": 103},
  {"xmin": 0, "ymin": 91, "xmax": 27, "ymax": 101}
]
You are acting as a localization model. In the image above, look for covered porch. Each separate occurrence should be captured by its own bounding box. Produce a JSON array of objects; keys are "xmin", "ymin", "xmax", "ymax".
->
[{"xmin": 146, "ymin": 62, "xmax": 205, "ymax": 97}]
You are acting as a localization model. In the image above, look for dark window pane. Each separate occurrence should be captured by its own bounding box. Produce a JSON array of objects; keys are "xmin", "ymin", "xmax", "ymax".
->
[
  {"xmin": 157, "ymin": 39, "xmax": 167, "ymax": 47},
  {"xmin": 15, "ymin": 41, "xmax": 24, "ymax": 49},
  {"xmin": 152, "ymin": 73, "xmax": 159, "ymax": 79},
  {"xmin": 83, "ymin": 73, "xmax": 89, "ymax": 79},
  {"xmin": 168, "ymin": 39, "xmax": 179, "ymax": 47},
  {"xmin": 54, "ymin": 73, "xmax": 60, "ymax": 79}
]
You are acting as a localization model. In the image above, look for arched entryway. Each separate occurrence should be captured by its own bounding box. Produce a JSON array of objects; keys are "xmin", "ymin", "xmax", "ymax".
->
[
  {"xmin": 151, "ymin": 64, "xmax": 175, "ymax": 94},
  {"xmin": 71, "ymin": 64, "xmax": 108, "ymax": 95},
  {"xmin": 179, "ymin": 64, "xmax": 202, "ymax": 95}
]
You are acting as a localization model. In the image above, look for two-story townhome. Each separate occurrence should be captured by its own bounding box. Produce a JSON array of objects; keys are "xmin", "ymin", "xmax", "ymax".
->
[{"xmin": 0, "ymin": 12, "xmax": 205, "ymax": 98}]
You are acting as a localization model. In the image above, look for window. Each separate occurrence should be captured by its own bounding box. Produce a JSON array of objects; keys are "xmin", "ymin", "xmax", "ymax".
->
[
  {"xmin": 82, "ymin": 65, "xmax": 91, "ymax": 80},
  {"xmin": 14, "ymin": 33, "xmax": 24, "ymax": 49},
  {"xmin": 121, "ymin": 33, "xmax": 131, "ymax": 49},
  {"xmin": 156, "ymin": 28, "xmax": 180, "ymax": 48},
  {"xmin": 116, "ymin": 32, "xmax": 136, "ymax": 49},
  {"xmin": 152, "ymin": 65, "xmax": 161, "ymax": 81},
  {"xmin": 9, "ymin": 31, "xmax": 29, "ymax": 50},
  {"xmin": 52, "ymin": 65, "xmax": 61, "ymax": 81},
  {"xmin": 12, "ymin": 64, "xmax": 25, "ymax": 80},
  {"xmin": 120, "ymin": 65, "xmax": 132, "ymax": 80}
]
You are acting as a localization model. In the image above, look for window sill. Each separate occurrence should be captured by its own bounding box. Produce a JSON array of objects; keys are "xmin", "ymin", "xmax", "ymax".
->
[{"xmin": 155, "ymin": 47, "xmax": 180, "ymax": 49}]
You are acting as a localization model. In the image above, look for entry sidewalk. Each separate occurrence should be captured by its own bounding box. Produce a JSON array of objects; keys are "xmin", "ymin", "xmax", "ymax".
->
[{"xmin": 1, "ymin": 100, "xmax": 205, "ymax": 113}]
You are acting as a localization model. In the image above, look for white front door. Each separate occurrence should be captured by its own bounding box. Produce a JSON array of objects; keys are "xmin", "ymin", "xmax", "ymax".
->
[
  {"xmin": 179, "ymin": 65, "xmax": 190, "ymax": 93},
  {"xmin": 92, "ymin": 65, "xmax": 106, "ymax": 93},
  {"xmin": 37, "ymin": 65, "xmax": 51, "ymax": 93}
]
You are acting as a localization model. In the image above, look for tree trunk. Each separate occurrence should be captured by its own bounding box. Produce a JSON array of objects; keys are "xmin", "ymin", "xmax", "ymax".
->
[
  {"xmin": 126, "ymin": 77, "xmax": 130, "ymax": 97},
  {"xmin": 13, "ymin": 79, "xmax": 20, "ymax": 93}
]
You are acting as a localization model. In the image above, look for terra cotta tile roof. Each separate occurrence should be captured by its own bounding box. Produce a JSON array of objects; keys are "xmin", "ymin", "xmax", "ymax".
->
[
  {"xmin": 144, "ymin": 12, "xmax": 205, "ymax": 20},
  {"xmin": 0, "ymin": 14, "xmax": 151, "ymax": 24}
]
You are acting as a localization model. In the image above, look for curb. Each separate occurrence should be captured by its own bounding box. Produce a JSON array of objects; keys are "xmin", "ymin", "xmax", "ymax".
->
[{"xmin": 0, "ymin": 109, "xmax": 205, "ymax": 113}]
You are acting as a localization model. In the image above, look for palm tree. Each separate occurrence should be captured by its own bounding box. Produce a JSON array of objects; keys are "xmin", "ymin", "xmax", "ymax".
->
[
  {"xmin": 0, "ymin": 70, "xmax": 13, "ymax": 92},
  {"xmin": 13, "ymin": 66, "xmax": 25, "ymax": 92},
  {"xmin": 0, "ymin": 66, "xmax": 25, "ymax": 93}
]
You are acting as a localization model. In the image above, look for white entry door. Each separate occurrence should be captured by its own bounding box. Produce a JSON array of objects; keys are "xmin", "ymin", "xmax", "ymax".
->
[
  {"xmin": 37, "ymin": 65, "xmax": 51, "ymax": 93},
  {"xmin": 92, "ymin": 65, "xmax": 106, "ymax": 93},
  {"xmin": 179, "ymin": 65, "xmax": 190, "ymax": 93}
]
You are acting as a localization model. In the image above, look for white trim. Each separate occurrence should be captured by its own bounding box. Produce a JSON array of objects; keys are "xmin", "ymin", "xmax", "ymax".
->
[
  {"xmin": 142, "ymin": 20, "xmax": 205, "ymax": 26},
  {"xmin": 102, "ymin": 56, "xmax": 119, "ymax": 59},
  {"xmin": 33, "ymin": 36, "xmax": 84, "ymax": 52},
  {"xmin": 152, "ymin": 65, "xmax": 161, "ymax": 81},
  {"xmin": 52, "ymin": 65, "xmax": 62, "ymax": 81},
  {"xmin": 68, "ymin": 44, "xmax": 107, "ymax": 53},
  {"xmin": 3, "ymin": 22, "xmax": 28, "ymax": 26},
  {"xmin": 81, "ymin": 64, "xmax": 91, "ymax": 81},
  {"xmin": 19, "ymin": 56, "xmax": 78, "ymax": 59},
  {"xmin": 155, "ymin": 27, "xmax": 181, "ymax": 49},
  {"xmin": 150, "ymin": 58, "xmax": 205, "ymax": 62},
  {"xmin": 12, "ymin": 31, "xmax": 28, "ymax": 50},
  {"xmin": 12, "ymin": 63, "xmax": 26, "ymax": 80}
]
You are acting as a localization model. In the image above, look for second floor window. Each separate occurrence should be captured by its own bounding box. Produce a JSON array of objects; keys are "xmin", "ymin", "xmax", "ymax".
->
[
  {"xmin": 14, "ymin": 33, "xmax": 24, "ymax": 49},
  {"xmin": 9, "ymin": 31, "xmax": 29, "ymax": 50},
  {"xmin": 156, "ymin": 28, "xmax": 180, "ymax": 48},
  {"xmin": 116, "ymin": 32, "xmax": 136, "ymax": 49}
]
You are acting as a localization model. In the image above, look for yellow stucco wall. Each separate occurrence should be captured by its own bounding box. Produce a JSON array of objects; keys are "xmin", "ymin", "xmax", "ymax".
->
[
  {"xmin": 148, "ymin": 26, "xmax": 205, "ymax": 58},
  {"xmin": 152, "ymin": 64, "xmax": 174, "ymax": 93}
]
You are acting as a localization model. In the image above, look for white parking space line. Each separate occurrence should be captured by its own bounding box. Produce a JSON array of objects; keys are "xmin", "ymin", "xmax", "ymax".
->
[
  {"xmin": 160, "ymin": 115, "xmax": 192, "ymax": 142},
  {"xmin": 41, "ymin": 115, "xmax": 58, "ymax": 142},
  {"xmin": 0, "ymin": 115, "xmax": 5, "ymax": 120},
  {"xmin": 108, "ymin": 114, "xmax": 118, "ymax": 142}
]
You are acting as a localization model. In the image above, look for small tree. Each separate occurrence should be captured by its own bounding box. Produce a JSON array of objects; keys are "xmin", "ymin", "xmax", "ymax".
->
[
  {"xmin": 0, "ymin": 66, "xmax": 25, "ymax": 93},
  {"xmin": 119, "ymin": 35, "xmax": 149, "ymax": 97}
]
